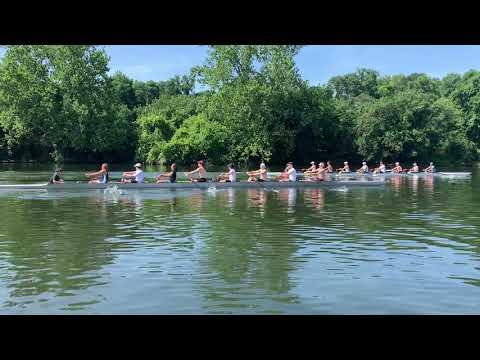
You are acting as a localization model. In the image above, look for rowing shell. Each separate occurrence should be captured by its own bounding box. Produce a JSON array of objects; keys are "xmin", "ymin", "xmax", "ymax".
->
[{"xmin": 0, "ymin": 180, "xmax": 386, "ymax": 191}]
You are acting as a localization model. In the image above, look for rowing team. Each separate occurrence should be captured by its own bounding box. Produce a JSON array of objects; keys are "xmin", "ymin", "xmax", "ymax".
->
[
  {"xmin": 49, "ymin": 161, "xmax": 207, "ymax": 184},
  {"xmin": 334, "ymin": 161, "xmax": 435, "ymax": 175},
  {"xmin": 49, "ymin": 160, "xmax": 296, "ymax": 184},
  {"xmin": 49, "ymin": 162, "xmax": 174, "ymax": 185},
  {"xmin": 48, "ymin": 160, "xmax": 436, "ymax": 185}
]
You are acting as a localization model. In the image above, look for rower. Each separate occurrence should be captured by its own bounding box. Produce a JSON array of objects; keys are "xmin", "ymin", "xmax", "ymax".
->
[
  {"xmin": 49, "ymin": 168, "xmax": 64, "ymax": 184},
  {"xmin": 275, "ymin": 162, "xmax": 289, "ymax": 181},
  {"xmin": 279, "ymin": 162, "xmax": 297, "ymax": 182},
  {"xmin": 310, "ymin": 162, "xmax": 326, "ymax": 181},
  {"xmin": 247, "ymin": 163, "xmax": 268, "ymax": 182},
  {"xmin": 392, "ymin": 162, "xmax": 403, "ymax": 173},
  {"xmin": 356, "ymin": 161, "xmax": 369, "ymax": 174},
  {"xmin": 156, "ymin": 163, "xmax": 177, "ymax": 183},
  {"xmin": 121, "ymin": 163, "xmax": 144, "ymax": 183},
  {"xmin": 373, "ymin": 161, "xmax": 386, "ymax": 174},
  {"xmin": 424, "ymin": 162, "xmax": 435, "ymax": 173},
  {"xmin": 302, "ymin": 161, "xmax": 316, "ymax": 173},
  {"xmin": 326, "ymin": 161, "xmax": 333, "ymax": 173},
  {"xmin": 303, "ymin": 161, "xmax": 318, "ymax": 178},
  {"xmin": 337, "ymin": 161, "xmax": 350, "ymax": 173},
  {"xmin": 85, "ymin": 163, "xmax": 109, "ymax": 184},
  {"xmin": 184, "ymin": 160, "xmax": 207, "ymax": 182},
  {"xmin": 408, "ymin": 162, "xmax": 419, "ymax": 174},
  {"xmin": 217, "ymin": 164, "xmax": 236, "ymax": 183}
]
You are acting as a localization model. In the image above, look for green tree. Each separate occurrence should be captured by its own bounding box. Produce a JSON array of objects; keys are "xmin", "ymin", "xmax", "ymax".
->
[
  {"xmin": 111, "ymin": 72, "xmax": 136, "ymax": 109},
  {"xmin": 355, "ymin": 90, "xmax": 468, "ymax": 162},
  {"xmin": 162, "ymin": 114, "xmax": 229, "ymax": 164},
  {"xmin": 328, "ymin": 68, "xmax": 380, "ymax": 99},
  {"xmin": 195, "ymin": 45, "xmax": 310, "ymax": 164},
  {"xmin": 0, "ymin": 45, "xmax": 132, "ymax": 162},
  {"xmin": 136, "ymin": 94, "xmax": 207, "ymax": 163},
  {"xmin": 449, "ymin": 70, "xmax": 480, "ymax": 153},
  {"xmin": 440, "ymin": 73, "xmax": 462, "ymax": 97},
  {"xmin": 378, "ymin": 73, "xmax": 440, "ymax": 99}
]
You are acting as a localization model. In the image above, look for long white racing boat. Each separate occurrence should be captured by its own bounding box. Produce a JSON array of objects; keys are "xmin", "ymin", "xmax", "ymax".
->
[{"xmin": 0, "ymin": 179, "xmax": 386, "ymax": 191}]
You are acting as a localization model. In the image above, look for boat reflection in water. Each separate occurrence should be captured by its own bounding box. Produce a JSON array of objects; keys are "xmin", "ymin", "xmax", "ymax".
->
[
  {"xmin": 214, "ymin": 187, "xmax": 236, "ymax": 214},
  {"xmin": 188, "ymin": 190, "xmax": 205, "ymax": 211},
  {"xmin": 410, "ymin": 174, "xmax": 419, "ymax": 195},
  {"xmin": 227, "ymin": 188, "xmax": 235, "ymax": 209},
  {"xmin": 303, "ymin": 188, "xmax": 325, "ymax": 210},
  {"xmin": 276, "ymin": 188, "xmax": 297, "ymax": 214},
  {"xmin": 390, "ymin": 174, "xmax": 402, "ymax": 193},
  {"xmin": 424, "ymin": 174, "xmax": 435, "ymax": 193},
  {"xmin": 119, "ymin": 191, "xmax": 144, "ymax": 212},
  {"xmin": 247, "ymin": 188, "xmax": 266, "ymax": 217}
]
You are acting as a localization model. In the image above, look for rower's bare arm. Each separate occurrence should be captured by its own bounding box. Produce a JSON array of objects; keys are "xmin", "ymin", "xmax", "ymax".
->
[
  {"xmin": 86, "ymin": 170, "xmax": 104, "ymax": 177},
  {"xmin": 187, "ymin": 168, "xmax": 200, "ymax": 175},
  {"xmin": 157, "ymin": 172, "xmax": 170, "ymax": 179}
]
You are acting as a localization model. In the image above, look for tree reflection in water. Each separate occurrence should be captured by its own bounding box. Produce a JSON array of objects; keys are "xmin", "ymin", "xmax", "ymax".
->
[{"xmin": 196, "ymin": 188, "xmax": 302, "ymax": 313}]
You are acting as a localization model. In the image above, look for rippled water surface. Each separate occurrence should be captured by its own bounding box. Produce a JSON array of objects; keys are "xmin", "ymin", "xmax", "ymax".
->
[{"xmin": 0, "ymin": 164, "xmax": 479, "ymax": 314}]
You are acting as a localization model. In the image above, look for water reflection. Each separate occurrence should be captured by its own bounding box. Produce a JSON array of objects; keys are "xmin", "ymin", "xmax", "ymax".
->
[
  {"xmin": 0, "ymin": 196, "xmax": 125, "ymax": 309},
  {"xmin": 197, "ymin": 189, "xmax": 302, "ymax": 313},
  {"xmin": 424, "ymin": 174, "xmax": 435, "ymax": 193},
  {"xmin": 246, "ymin": 188, "xmax": 267, "ymax": 219},
  {"xmin": 227, "ymin": 188, "xmax": 235, "ymax": 209},
  {"xmin": 390, "ymin": 174, "xmax": 402, "ymax": 193},
  {"xmin": 303, "ymin": 188, "xmax": 325, "ymax": 210},
  {"xmin": 277, "ymin": 188, "xmax": 297, "ymax": 214},
  {"xmin": 410, "ymin": 175, "xmax": 419, "ymax": 195}
]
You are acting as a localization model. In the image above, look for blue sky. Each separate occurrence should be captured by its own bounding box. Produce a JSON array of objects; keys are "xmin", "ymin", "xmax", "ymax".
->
[{"xmin": 2, "ymin": 45, "xmax": 480, "ymax": 85}]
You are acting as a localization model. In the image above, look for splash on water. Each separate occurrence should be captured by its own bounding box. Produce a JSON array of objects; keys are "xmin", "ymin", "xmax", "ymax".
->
[
  {"xmin": 104, "ymin": 185, "xmax": 123, "ymax": 200},
  {"xmin": 207, "ymin": 185, "xmax": 217, "ymax": 196},
  {"xmin": 331, "ymin": 186, "xmax": 349, "ymax": 192}
]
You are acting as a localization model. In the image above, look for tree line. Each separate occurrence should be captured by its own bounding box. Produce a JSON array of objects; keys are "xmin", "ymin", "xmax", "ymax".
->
[{"xmin": 0, "ymin": 45, "xmax": 478, "ymax": 166}]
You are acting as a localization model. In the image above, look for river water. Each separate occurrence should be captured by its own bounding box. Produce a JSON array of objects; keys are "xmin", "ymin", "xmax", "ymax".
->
[{"xmin": 0, "ymin": 164, "xmax": 479, "ymax": 314}]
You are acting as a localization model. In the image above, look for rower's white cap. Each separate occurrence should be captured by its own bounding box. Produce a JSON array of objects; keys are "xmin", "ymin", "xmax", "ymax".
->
[
  {"xmin": 362, "ymin": 161, "xmax": 366, "ymax": 165},
  {"xmin": 260, "ymin": 163, "xmax": 266, "ymax": 169},
  {"xmin": 134, "ymin": 163, "xmax": 142, "ymax": 168},
  {"xmin": 310, "ymin": 161, "xmax": 315, "ymax": 165}
]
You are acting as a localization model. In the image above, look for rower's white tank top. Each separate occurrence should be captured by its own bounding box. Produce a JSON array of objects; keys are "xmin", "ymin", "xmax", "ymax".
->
[
  {"xmin": 228, "ymin": 169, "xmax": 236, "ymax": 182},
  {"xmin": 288, "ymin": 168, "xmax": 297, "ymax": 181},
  {"xmin": 134, "ymin": 169, "xmax": 144, "ymax": 183}
]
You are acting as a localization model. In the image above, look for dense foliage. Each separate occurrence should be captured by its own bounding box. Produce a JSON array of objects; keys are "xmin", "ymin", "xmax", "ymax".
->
[{"xmin": 0, "ymin": 45, "xmax": 479, "ymax": 166}]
